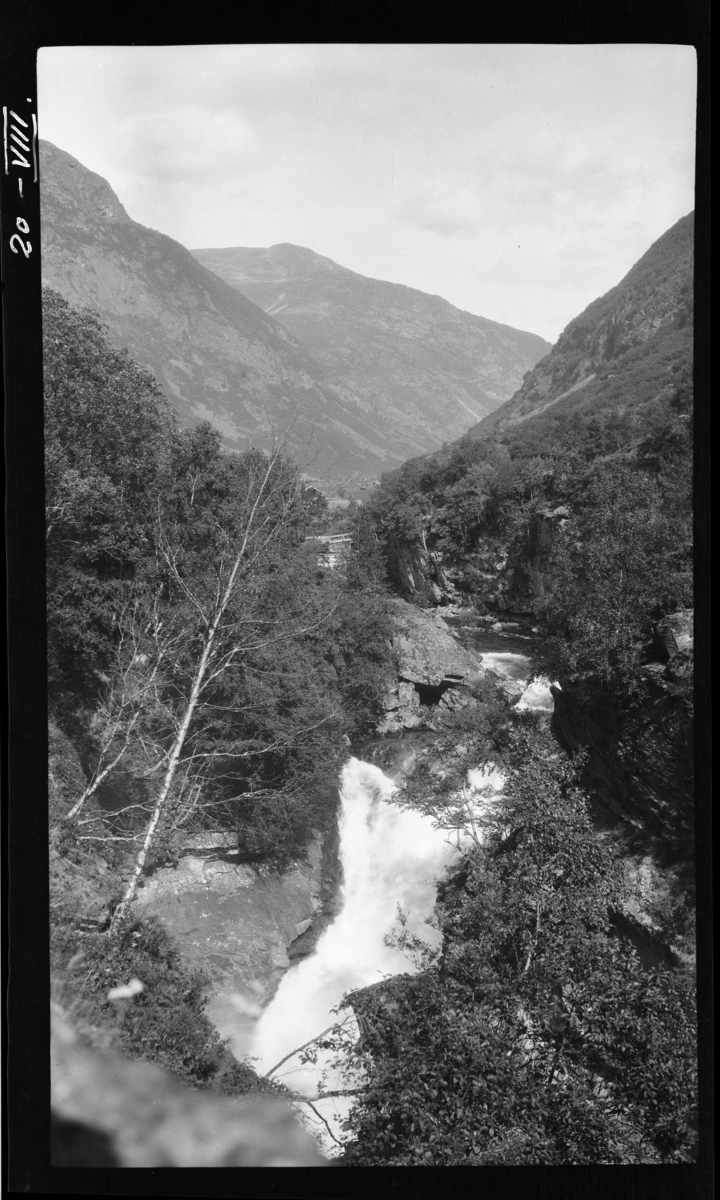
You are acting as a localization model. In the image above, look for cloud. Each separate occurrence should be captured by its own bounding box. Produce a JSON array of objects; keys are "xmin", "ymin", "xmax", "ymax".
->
[
  {"xmin": 395, "ymin": 184, "xmax": 484, "ymax": 238},
  {"xmin": 37, "ymin": 44, "xmax": 697, "ymax": 345},
  {"xmin": 118, "ymin": 105, "xmax": 258, "ymax": 184}
]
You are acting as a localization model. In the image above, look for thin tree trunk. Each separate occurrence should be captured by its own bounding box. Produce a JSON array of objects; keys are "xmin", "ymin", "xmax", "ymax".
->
[
  {"xmin": 66, "ymin": 713, "xmax": 140, "ymax": 821},
  {"xmin": 522, "ymin": 895, "xmax": 542, "ymax": 975},
  {"xmin": 110, "ymin": 558, "xmax": 242, "ymax": 930},
  {"xmin": 110, "ymin": 454, "xmax": 282, "ymax": 932}
]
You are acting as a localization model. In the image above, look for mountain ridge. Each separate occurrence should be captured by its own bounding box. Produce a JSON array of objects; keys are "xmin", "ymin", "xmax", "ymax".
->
[
  {"xmin": 191, "ymin": 243, "xmax": 551, "ymax": 443},
  {"xmin": 38, "ymin": 143, "xmax": 431, "ymax": 486},
  {"xmin": 40, "ymin": 142, "xmax": 549, "ymax": 488}
]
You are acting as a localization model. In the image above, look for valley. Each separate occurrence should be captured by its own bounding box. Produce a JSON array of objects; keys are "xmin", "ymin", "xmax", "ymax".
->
[
  {"xmin": 39, "ymin": 141, "xmax": 549, "ymax": 490},
  {"xmin": 42, "ymin": 168, "xmax": 697, "ymax": 1166}
]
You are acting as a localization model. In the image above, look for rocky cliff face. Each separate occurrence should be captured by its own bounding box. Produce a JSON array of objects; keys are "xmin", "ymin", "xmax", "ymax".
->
[
  {"xmin": 386, "ymin": 503, "xmax": 569, "ymax": 615},
  {"xmin": 192, "ymin": 243, "xmax": 551, "ymax": 456}
]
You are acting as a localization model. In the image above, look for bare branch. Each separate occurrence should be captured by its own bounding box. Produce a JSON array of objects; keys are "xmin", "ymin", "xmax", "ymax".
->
[
  {"xmin": 263, "ymin": 1016, "xmax": 353, "ymax": 1079},
  {"xmin": 293, "ymin": 1098, "xmax": 344, "ymax": 1147}
]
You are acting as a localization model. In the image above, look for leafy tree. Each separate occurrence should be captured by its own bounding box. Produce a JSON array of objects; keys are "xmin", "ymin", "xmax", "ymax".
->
[
  {"xmin": 107, "ymin": 438, "xmax": 344, "ymax": 926},
  {"xmin": 45, "ymin": 290, "xmax": 394, "ymax": 924},
  {"xmin": 534, "ymin": 459, "xmax": 692, "ymax": 684},
  {"xmin": 43, "ymin": 288, "xmax": 176, "ymax": 707}
]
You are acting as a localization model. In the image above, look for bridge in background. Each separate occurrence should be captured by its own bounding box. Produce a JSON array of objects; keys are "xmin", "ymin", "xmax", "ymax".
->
[{"xmin": 305, "ymin": 532, "xmax": 353, "ymax": 568}]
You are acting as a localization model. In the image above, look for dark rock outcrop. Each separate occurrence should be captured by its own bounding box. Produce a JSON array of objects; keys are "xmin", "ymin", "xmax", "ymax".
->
[
  {"xmin": 386, "ymin": 503, "xmax": 569, "ymax": 615},
  {"xmin": 652, "ymin": 609, "xmax": 694, "ymax": 661},
  {"xmin": 51, "ymin": 1007, "xmax": 325, "ymax": 1166},
  {"xmin": 550, "ymin": 613, "xmax": 694, "ymax": 859}
]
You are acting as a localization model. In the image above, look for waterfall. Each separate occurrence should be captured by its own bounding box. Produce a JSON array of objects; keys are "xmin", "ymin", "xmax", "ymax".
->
[
  {"xmin": 247, "ymin": 757, "xmax": 458, "ymax": 1151},
  {"xmin": 239, "ymin": 637, "xmax": 554, "ymax": 1153}
]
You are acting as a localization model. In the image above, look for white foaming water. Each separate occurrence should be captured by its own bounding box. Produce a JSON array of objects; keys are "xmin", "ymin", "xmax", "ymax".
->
[
  {"xmin": 248, "ymin": 757, "xmax": 458, "ymax": 1150},
  {"xmin": 480, "ymin": 648, "xmax": 556, "ymax": 712},
  {"xmin": 515, "ymin": 675, "xmax": 556, "ymax": 711},
  {"xmin": 481, "ymin": 648, "xmax": 531, "ymax": 683},
  {"xmin": 234, "ymin": 647, "xmax": 553, "ymax": 1151}
]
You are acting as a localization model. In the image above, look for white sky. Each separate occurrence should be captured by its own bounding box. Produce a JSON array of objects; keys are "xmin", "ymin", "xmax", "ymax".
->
[{"xmin": 37, "ymin": 44, "xmax": 696, "ymax": 343}]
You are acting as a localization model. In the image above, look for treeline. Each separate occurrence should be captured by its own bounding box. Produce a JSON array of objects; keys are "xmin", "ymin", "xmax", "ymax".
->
[{"xmin": 46, "ymin": 288, "xmax": 392, "ymax": 1089}]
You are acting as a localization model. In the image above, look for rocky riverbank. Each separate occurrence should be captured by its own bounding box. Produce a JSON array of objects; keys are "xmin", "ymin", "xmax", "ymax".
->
[{"xmin": 131, "ymin": 819, "xmax": 342, "ymax": 1056}]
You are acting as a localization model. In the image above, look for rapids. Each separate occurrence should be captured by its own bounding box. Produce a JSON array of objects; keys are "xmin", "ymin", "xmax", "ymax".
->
[{"xmin": 236, "ymin": 624, "xmax": 555, "ymax": 1152}]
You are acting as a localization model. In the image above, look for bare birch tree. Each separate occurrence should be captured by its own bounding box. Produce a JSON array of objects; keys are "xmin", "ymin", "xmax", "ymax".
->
[{"xmin": 109, "ymin": 441, "xmax": 339, "ymax": 930}]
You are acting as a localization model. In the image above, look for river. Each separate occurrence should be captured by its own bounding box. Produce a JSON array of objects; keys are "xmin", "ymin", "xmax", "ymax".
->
[{"xmin": 244, "ymin": 627, "xmax": 554, "ymax": 1153}]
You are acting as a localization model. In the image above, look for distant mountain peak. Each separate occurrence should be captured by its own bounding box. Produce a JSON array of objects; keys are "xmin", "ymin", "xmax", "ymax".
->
[
  {"xmin": 192, "ymin": 243, "xmax": 552, "ymax": 445},
  {"xmin": 41, "ymin": 142, "xmax": 550, "ymax": 489}
]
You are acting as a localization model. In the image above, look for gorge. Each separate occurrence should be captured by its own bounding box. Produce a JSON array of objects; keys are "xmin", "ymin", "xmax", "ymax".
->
[
  {"xmin": 125, "ymin": 610, "xmax": 557, "ymax": 1154},
  {"xmin": 45, "ymin": 204, "xmax": 696, "ymax": 1167}
]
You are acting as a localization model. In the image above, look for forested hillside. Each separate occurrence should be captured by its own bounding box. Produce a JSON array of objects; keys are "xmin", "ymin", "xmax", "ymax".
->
[
  {"xmin": 39, "ymin": 141, "xmax": 417, "ymax": 486},
  {"xmin": 46, "ymin": 287, "xmax": 393, "ymax": 1092},
  {"xmin": 326, "ymin": 212, "xmax": 698, "ymax": 1164},
  {"xmin": 40, "ymin": 141, "xmax": 549, "ymax": 488}
]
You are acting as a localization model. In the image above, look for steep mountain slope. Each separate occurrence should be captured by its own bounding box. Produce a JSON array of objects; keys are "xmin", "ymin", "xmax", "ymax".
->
[
  {"xmin": 38, "ymin": 142, "xmax": 432, "ymax": 486},
  {"xmin": 457, "ymin": 212, "xmax": 693, "ymax": 441},
  {"xmin": 369, "ymin": 210, "xmax": 694, "ymax": 616},
  {"xmin": 191, "ymin": 243, "xmax": 551, "ymax": 446}
]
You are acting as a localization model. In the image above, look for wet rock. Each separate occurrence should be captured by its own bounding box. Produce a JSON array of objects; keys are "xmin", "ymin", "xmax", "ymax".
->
[
  {"xmin": 288, "ymin": 815, "xmax": 343, "ymax": 963},
  {"xmin": 389, "ymin": 599, "xmax": 485, "ymax": 689},
  {"xmin": 181, "ymin": 831, "xmax": 239, "ymax": 852},
  {"xmin": 378, "ymin": 600, "xmax": 486, "ymax": 733},
  {"xmin": 51, "ymin": 1007, "xmax": 325, "ymax": 1167},
  {"xmin": 133, "ymin": 833, "xmax": 329, "ymax": 1050}
]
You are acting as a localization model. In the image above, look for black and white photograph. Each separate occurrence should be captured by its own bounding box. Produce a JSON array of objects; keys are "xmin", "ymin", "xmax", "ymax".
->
[{"xmin": 2, "ymin": 33, "xmax": 709, "ymax": 1192}]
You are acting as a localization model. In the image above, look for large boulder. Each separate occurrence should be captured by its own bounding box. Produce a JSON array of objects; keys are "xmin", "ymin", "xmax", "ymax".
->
[
  {"xmin": 378, "ymin": 601, "xmax": 486, "ymax": 733},
  {"xmin": 390, "ymin": 600, "xmax": 485, "ymax": 689},
  {"xmin": 133, "ymin": 833, "xmax": 330, "ymax": 1055},
  {"xmin": 51, "ymin": 1007, "xmax": 325, "ymax": 1167}
]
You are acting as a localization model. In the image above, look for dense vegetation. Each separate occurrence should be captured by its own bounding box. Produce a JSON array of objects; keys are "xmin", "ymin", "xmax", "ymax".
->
[
  {"xmin": 331, "ymin": 719, "xmax": 697, "ymax": 1165},
  {"xmin": 46, "ymin": 225, "xmax": 697, "ymax": 1160},
  {"xmin": 317, "ymin": 247, "xmax": 697, "ymax": 1164},
  {"xmin": 367, "ymin": 313, "xmax": 692, "ymax": 689},
  {"xmin": 46, "ymin": 288, "xmax": 393, "ymax": 1090}
]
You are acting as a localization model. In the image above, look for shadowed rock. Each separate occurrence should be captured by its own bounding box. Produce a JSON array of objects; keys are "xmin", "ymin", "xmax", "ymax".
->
[{"xmin": 51, "ymin": 1007, "xmax": 326, "ymax": 1167}]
